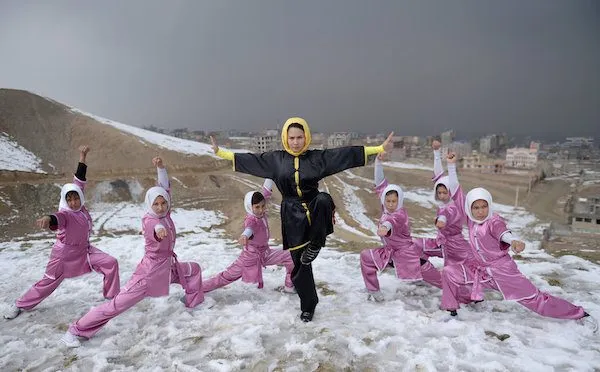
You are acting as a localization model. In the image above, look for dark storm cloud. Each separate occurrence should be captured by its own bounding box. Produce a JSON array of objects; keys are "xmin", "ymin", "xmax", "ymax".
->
[{"xmin": 0, "ymin": 0, "xmax": 598, "ymax": 140}]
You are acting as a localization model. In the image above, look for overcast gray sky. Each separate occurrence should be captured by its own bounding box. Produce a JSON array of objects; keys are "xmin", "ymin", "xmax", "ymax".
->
[{"xmin": 1, "ymin": 0, "xmax": 598, "ymax": 140}]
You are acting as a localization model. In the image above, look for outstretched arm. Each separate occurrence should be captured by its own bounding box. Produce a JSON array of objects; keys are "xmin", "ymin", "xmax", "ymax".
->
[
  {"xmin": 211, "ymin": 135, "xmax": 277, "ymax": 179},
  {"xmin": 374, "ymin": 153, "xmax": 385, "ymax": 187},
  {"xmin": 446, "ymin": 153, "xmax": 460, "ymax": 196},
  {"xmin": 74, "ymin": 145, "xmax": 90, "ymax": 190},
  {"xmin": 364, "ymin": 131, "xmax": 394, "ymax": 159},
  {"xmin": 432, "ymin": 140, "xmax": 443, "ymax": 179},
  {"xmin": 262, "ymin": 178, "xmax": 274, "ymax": 200},
  {"xmin": 153, "ymin": 156, "xmax": 170, "ymax": 190}
]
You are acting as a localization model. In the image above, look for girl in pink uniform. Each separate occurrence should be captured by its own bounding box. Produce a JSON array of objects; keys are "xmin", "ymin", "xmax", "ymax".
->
[
  {"xmin": 203, "ymin": 179, "xmax": 295, "ymax": 293},
  {"xmin": 4, "ymin": 146, "xmax": 120, "ymax": 320},
  {"xmin": 440, "ymin": 154, "xmax": 597, "ymax": 332},
  {"xmin": 360, "ymin": 154, "xmax": 441, "ymax": 302},
  {"xmin": 61, "ymin": 156, "xmax": 205, "ymax": 347},
  {"xmin": 414, "ymin": 140, "xmax": 472, "ymax": 266}
]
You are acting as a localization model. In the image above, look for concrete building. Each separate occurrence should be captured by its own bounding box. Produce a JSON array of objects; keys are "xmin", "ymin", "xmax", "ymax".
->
[
  {"xmin": 440, "ymin": 130, "xmax": 455, "ymax": 146},
  {"xmin": 571, "ymin": 197, "xmax": 600, "ymax": 234},
  {"xmin": 448, "ymin": 141, "xmax": 472, "ymax": 159},
  {"xmin": 253, "ymin": 130, "xmax": 280, "ymax": 152},
  {"xmin": 327, "ymin": 132, "xmax": 352, "ymax": 148},
  {"xmin": 505, "ymin": 147, "xmax": 538, "ymax": 169},
  {"xmin": 480, "ymin": 135, "xmax": 499, "ymax": 154},
  {"xmin": 462, "ymin": 153, "xmax": 505, "ymax": 173}
]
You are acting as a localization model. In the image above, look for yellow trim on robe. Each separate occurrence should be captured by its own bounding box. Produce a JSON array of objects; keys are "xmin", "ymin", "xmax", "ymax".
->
[
  {"xmin": 302, "ymin": 202, "xmax": 311, "ymax": 225},
  {"xmin": 294, "ymin": 157, "xmax": 302, "ymax": 197},
  {"xmin": 288, "ymin": 241, "xmax": 310, "ymax": 251},
  {"xmin": 215, "ymin": 148, "xmax": 235, "ymax": 170},
  {"xmin": 363, "ymin": 145, "xmax": 385, "ymax": 166},
  {"xmin": 215, "ymin": 148, "xmax": 234, "ymax": 160}
]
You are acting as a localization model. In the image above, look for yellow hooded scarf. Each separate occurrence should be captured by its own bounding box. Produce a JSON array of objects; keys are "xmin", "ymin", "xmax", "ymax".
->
[{"xmin": 281, "ymin": 117, "xmax": 312, "ymax": 156}]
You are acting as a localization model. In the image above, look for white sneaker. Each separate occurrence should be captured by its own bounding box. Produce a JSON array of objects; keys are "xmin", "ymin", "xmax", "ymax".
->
[
  {"xmin": 367, "ymin": 291, "xmax": 384, "ymax": 302},
  {"xmin": 3, "ymin": 304, "xmax": 22, "ymax": 320},
  {"xmin": 61, "ymin": 331, "xmax": 81, "ymax": 348},
  {"xmin": 282, "ymin": 286, "xmax": 297, "ymax": 294},
  {"xmin": 194, "ymin": 297, "xmax": 216, "ymax": 310},
  {"xmin": 577, "ymin": 314, "xmax": 598, "ymax": 334}
]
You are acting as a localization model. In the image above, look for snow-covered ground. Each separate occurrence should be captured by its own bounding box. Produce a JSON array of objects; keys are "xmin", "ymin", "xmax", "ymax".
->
[
  {"xmin": 71, "ymin": 108, "xmax": 246, "ymax": 157},
  {"xmin": 1, "ymin": 198, "xmax": 599, "ymax": 371},
  {"xmin": 0, "ymin": 132, "xmax": 46, "ymax": 173},
  {"xmin": 1, "ymin": 103, "xmax": 599, "ymax": 370}
]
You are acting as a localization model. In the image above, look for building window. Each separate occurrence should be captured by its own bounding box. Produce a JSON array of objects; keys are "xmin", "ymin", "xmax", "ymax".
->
[
  {"xmin": 584, "ymin": 218, "xmax": 592, "ymax": 223},
  {"xmin": 575, "ymin": 217, "xmax": 583, "ymax": 222},
  {"xmin": 596, "ymin": 219, "xmax": 600, "ymax": 225}
]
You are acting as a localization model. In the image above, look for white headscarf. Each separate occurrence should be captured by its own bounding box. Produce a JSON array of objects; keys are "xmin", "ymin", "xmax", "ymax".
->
[
  {"xmin": 59, "ymin": 183, "xmax": 85, "ymax": 212},
  {"xmin": 380, "ymin": 184, "xmax": 404, "ymax": 213},
  {"xmin": 465, "ymin": 187, "xmax": 493, "ymax": 224},
  {"xmin": 433, "ymin": 175, "xmax": 453, "ymax": 206},
  {"xmin": 244, "ymin": 190, "xmax": 266, "ymax": 217},
  {"xmin": 144, "ymin": 186, "xmax": 170, "ymax": 218}
]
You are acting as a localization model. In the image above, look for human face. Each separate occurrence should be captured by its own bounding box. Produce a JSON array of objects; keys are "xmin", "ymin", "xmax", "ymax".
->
[
  {"xmin": 287, "ymin": 127, "xmax": 306, "ymax": 153},
  {"xmin": 152, "ymin": 195, "xmax": 169, "ymax": 216},
  {"xmin": 436, "ymin": 185, "xmax": 449, "ymax": 202},
  {"xmin": 471, "ymin": 199, "xmax": 489, "ymax": 221},
  {"xmin": 66, "ymin": 191, "xmax": 81, "ymax": 210},
  {"xmin": 384, "ymin": 192, "xmax": 399, "ymax": 213},
  {"xmin": 252, "ymin": 200, "xmax": 267, "ymax": 218}
]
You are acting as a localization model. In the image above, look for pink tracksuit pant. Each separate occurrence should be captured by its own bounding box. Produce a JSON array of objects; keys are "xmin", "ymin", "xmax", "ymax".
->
[
  {"xmin": 441, "ymin": 263, "xmax": 585, "ymax": 319},
  {"xmin": 16, "ymin": 247, "xmax": 120, "ymax": 310},
  {"xmin": 69, "ymin": 261, "xmax": 202, "ymax": 338},
  {"xmin": 360, "ymin": 249, "xmax": 442, "ymax": 291},
  {"xmin": 203, "ymin": 248, "xmax": 293, "ymax": 292}
]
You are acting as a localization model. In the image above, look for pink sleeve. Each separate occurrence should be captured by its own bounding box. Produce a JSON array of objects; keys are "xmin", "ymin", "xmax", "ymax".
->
[
  {"xmin": 51, "ymin": 211, "xmax": 68, "ymax": 230},
  {"xmin": 374, "ymin": 179, "xmax": 389, "ymax": 199},
  {"xmin": 451, "ymin": 185, "xmax": 466, "ymax": 219},
  {"xmin": 72, "ymin": 176, "xmax": 86, "ymax": 192},
  {"xmin": 489, "ymin": 215, "xmax": 511, "ymax": 250},
  {"xmin": 445, "ymin": 205, "xmax": 464, "ymax": 226},
  {"xmin": 243, "ymin": 216, "xmax": 259, "ymax": 230},
  {"xmin": 437, "ymin": 208, "xmax": 450, "ymax": 223},
  {"xmin": 381, "ymin": 210, "xmax": 408, "ymax": 234},
  {"xmin": 142, "ymin": 217, "xmax": 162, "ymax": 248}
]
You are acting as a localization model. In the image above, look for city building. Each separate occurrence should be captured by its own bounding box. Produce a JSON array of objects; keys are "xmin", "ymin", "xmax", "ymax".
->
[
  {"xmin": 571, "ymin": 196, "xmax": 600, "ymax": 234},
  {"xmin": 462, "ymin": 152, "xmax": 505, "ymax": 173},
  {"xmin": 253, "ymin": 130, "xmax": 280, "ymax": 152},
  {"xmin": 505, "ymin": 147, "xmax": 538, "ymax": 169},
  {"xmin": 327, "ymin": 132, "xmax": 352, "ymax": 148}
]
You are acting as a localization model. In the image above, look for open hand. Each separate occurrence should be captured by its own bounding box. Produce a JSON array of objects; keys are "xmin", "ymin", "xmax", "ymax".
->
[
  {"xmin": 210, "ymin": 136, "xmax": 219, "ymax": 153},
  {"xmin": 36, "ymin": 216, "xmax": 51, "ymax": 229},
  {"xmin": 238, "ymin": 234, "xmax": 248, "ymax": 246},
  {"xmin": 78, "ymin": 145, "xmax": 90, "ymax": 163},
  {"xmin": 381, "ymin": 132, "xmax": 395, "ymax": 154}
]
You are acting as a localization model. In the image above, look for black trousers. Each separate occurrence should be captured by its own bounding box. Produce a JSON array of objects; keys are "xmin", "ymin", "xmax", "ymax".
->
[
  {"xmin": 288, "ymin": 192, "xmax": 335, "ymax": 313},
  {"xmin": 290, "ymin": 248, "xmax": 319, "ymax": 313}
]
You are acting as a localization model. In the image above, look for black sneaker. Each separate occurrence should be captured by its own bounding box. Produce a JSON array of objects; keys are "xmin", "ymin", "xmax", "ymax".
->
[
  {"xmin": 300, "ymin": 311, "xmax": 314, "ymax": 322},
  {"xmin": 300, "ymin": 244, "xmax": 321, "ymax": 265}
]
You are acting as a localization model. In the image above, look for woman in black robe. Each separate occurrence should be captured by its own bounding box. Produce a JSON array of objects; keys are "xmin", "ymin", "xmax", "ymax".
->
[{"xmin": 211, "ymin": 117, "xmax": 393, "ymax": 322}]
